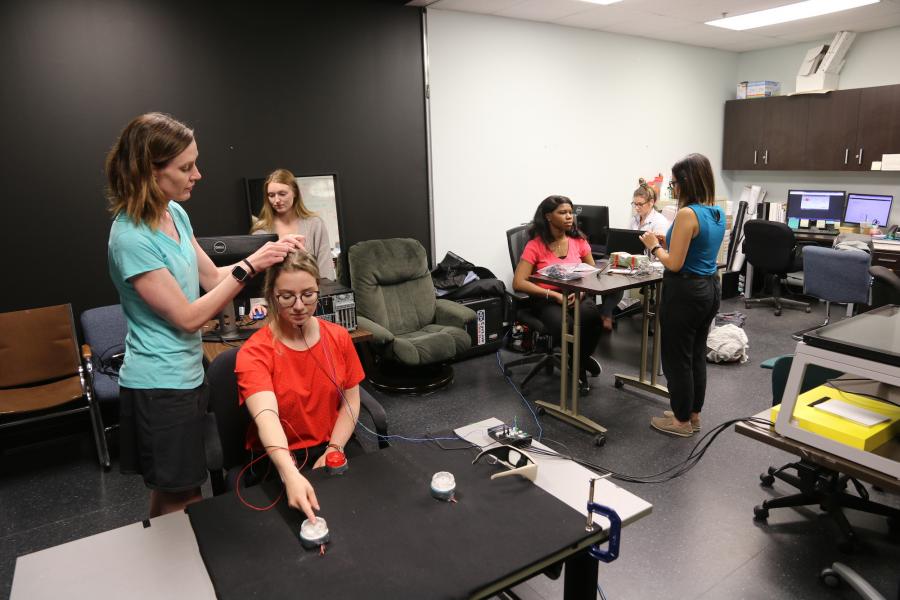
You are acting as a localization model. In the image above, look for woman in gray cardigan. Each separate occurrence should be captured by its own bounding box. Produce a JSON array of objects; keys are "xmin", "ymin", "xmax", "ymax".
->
[{"xmin": 251, "ymin": 168, "xmax": 336, "ymax": 280}]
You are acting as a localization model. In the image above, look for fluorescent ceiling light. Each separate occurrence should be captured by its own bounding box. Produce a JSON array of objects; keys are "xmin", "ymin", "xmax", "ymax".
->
[
  {"xmin": 706, "ymin": 0, "xmax": 879, "ymax": 30},
  {"xmin": 578, "ymin": 0, "xmax": 624, "ymax": 5}
]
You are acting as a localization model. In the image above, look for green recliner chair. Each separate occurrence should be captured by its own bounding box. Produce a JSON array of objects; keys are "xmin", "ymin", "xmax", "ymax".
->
[{"xmin": 349, "ymin": 238, "xmax": 476, "ymax": 392}]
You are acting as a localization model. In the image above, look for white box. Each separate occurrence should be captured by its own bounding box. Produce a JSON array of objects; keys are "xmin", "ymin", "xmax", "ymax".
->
[
  {"xmin": 798, "ymin": 45, "xmax": 828, "ymax": 76},
  {"xmin": 796, "ymin": 71, "xmax": 840, "ymax": 93},
  {"xmin": 746, "ymin": 80, "xmax": 780, "ymax": 97}
]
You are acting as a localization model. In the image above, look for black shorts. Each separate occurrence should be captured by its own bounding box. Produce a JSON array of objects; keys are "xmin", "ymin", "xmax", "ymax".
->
[{"xmin": 119, "ymin": 382, "xmax": 209, "ymax": 493}]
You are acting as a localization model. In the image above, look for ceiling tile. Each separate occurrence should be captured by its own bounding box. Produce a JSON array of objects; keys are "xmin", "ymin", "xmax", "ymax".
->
[
  {"xmin": 495, "ymin": 0, "xmax": 597, "ymax": 21},
  {"xmin": 425, "ymin": 0, "xmax": 525, "ymax": 14}
]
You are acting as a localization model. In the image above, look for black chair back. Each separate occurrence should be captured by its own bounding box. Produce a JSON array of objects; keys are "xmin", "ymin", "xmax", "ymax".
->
[
  {"xmin": 207, "ymin": 347, "xmax": 251, "ymax": 471},
  {"xmin": 743, "ymin": 220, "xmax": 797, "ymax": 273},
  {"xmin": 506, "ymin": 225, "xmax": 531, "ymax": 270},
  {"xmin": 870, "ymin": 265, "xmax": 900, "ymax": 308}
]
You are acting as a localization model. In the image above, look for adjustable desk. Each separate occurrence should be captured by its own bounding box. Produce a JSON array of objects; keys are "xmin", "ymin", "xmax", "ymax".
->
[
  {"xmin": 12, "ymin": 417, "xmax": 651, "ymax": 600},
  {"xmin": 529, "ymin": 269, "xmax": 667, "ymax": 443}
]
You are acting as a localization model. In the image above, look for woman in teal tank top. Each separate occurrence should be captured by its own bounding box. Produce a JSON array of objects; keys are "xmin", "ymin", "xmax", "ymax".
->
[
  {"xmin": 639, "ymin": 154, "xmax": 725, "ymax": 437},
  {"xmin": 106, "ymin": 113, "xmax": 304, "ymax": 517}
]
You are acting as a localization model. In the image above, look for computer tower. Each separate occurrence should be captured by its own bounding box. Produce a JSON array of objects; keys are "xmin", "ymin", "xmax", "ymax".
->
[
  {"xmin": 456, "ymin": 296, "xmax": 506, "ymax": 358},
  {"xmin": 316, "ymin": 280, "xmax": 357, "ymax": 331}
]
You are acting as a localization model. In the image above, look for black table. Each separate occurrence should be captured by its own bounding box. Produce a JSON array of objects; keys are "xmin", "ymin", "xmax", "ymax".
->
[{"xmin": 187, "ymin": 442, "xmax": 611, "ymax": 599}]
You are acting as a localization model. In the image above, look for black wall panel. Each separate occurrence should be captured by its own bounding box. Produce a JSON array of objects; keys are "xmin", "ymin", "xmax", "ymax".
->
[{"xmin": 0, "ymin": 0, "xmax": 428, "ymax": 316}]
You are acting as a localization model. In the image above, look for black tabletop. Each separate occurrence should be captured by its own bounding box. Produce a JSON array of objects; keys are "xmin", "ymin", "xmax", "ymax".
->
[
  {"xmin": 803, "ymin": 305, "xmax": 900, "ymax": 367},
  {"xmin": 187, "ymin": 443, "xmax": 599, "ymax": 600}
]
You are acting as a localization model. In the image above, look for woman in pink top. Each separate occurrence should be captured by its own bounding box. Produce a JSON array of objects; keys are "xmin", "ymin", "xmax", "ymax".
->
[{"xmin": 513, "ymin": 195, "xmax": 603, "ymax": 392}]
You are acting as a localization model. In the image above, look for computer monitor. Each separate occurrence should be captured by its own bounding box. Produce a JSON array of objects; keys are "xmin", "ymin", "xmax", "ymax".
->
[
  {"xmin": 843, "ymin": 193, "xmax": 893, "ymax": 227},
  {"xmin": 785, "ymin": 189, "xmax": 845, "ymax": 230},
  {"xmin": 574, "ymin": 204, "xmax": 609, "ymax": 253},
  {"xmin": 196, "ymin": 234, "xmax": 277, "ymax": 341},
  {"xmin": 605, "ymin": 228, "xmax": 645, "ymax": 256}
]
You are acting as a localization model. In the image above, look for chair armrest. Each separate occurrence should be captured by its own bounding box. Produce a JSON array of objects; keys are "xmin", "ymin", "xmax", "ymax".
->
[
  {"xmin": 356, "ymin": 316, "xmax": 394, "ymax": 345},
  {"xmin": 81, "ymin": 343, "xmax": 93, "ymax": 362},
  {"xmin": 434, "ymin": 298, "xmax": 477, "ymax": 328},
  {"xmin": 505, "ymin": 289, "xmax": 530, "ymax": 303},
  {"xmin": 359, "ymin": 387, "xmax": 389, "ymax": 449}
]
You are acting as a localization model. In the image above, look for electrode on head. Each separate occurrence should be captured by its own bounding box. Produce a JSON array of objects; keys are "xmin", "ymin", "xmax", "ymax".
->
[
  {"xmin": 430, "ymin": 471, "xmax": 456, "ymax": 501},
  {"xmin": 299, "ymin": 517, "xmax": 330, "ymax": 549}
]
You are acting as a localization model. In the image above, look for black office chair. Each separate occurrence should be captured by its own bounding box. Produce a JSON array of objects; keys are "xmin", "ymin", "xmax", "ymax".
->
[
  {"xmin": 755, "ymin": 355, "xmax": 900, "ymax": 553},
  {"xmin": 206, "ymin": 347, "xmax": 389, "ymax": 496},
  {"xmin": 501, "ymin": 225, "xmax": 561, "ymax": 388},
  {"xmin": 742, "ymin": 220, "xmax": 811, "ymax": 316},
  {"xmin": 869, "ymin": 265, "xmax": 900, "ymax": 308}
]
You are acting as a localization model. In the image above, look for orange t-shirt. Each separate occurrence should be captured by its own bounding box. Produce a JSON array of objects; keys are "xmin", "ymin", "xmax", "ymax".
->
[{"xmin": 235, "ymin": 320, "xmax": 365, "ymax": 451}]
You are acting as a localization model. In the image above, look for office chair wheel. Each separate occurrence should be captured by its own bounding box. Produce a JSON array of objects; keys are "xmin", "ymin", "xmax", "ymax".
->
[
  {"xmin": 759, "ymin": 473, "xmax": 775, "ymax": 487},
  {"xmin": 774, "ymin": 308, "xmax": 782, "ymax": 316},
  {"xmin": 805, "ymin": 306, "xmax": 811, "ymax": 313},
  {"xmin": 614, "ymin": 377, "xmax": 624, "ymax": 389},
  {"xmin": 753, "ymin": 505, "xmax": 769, "ymax": 521},
  {"xmin": 594, "ymin": 434, "xmax": 606, "ymax": 447},
  {"xmin": 819, "ymin": 567, "xmax": 841, "ymax": 589},
  {"xmin": 536, "ymin": 406, "xmax": 546, "ymax": 416}
]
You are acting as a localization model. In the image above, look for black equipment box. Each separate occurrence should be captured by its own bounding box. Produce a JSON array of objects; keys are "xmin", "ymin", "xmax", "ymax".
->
[
  {"xmin": 456, "ymin": 296, "xmax": 505, "ymax": 358},
  {"xmin": 316, "ymin": 279, "xmax": 357, "ymax": 331}
]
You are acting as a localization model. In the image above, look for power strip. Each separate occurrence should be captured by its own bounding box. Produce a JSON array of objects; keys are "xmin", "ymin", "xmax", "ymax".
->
[{"xmin": 487, "ymin": 424, "xmax": 533, "ymax": 448}]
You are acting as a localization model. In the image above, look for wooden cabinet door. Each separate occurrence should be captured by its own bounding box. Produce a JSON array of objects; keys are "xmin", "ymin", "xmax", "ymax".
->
[
  {"xmin": 857, "ymin": 84, "xmax": 900, "ymax": 170},
  {"xmin": 805, "ymin": 89, "xmax": 860, "ymax": 170},
  {"xmin": 723, "ymin": 99, "xmax": 765, "ymax": 170},
  {"xmin": 761, "ymin": 95, "xmax": 809, "ymax": 170}
]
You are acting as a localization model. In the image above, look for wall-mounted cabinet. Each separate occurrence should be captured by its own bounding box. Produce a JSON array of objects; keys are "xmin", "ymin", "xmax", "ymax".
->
[{"xmin": 723, "ymin": 83, "xmax": 900, "ymax": 171}]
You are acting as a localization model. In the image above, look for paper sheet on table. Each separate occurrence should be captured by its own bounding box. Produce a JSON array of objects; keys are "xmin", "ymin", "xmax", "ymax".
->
[
  {"xmin": 814, "ymin": 399, "xmax": 890, "ymax": 426},
  {"xmin": 573, "ymin": 263, "xmax": 599, "ymax": 273}
]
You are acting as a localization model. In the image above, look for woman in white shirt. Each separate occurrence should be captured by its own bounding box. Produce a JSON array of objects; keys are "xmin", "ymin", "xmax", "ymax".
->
[{"xmin": 600, "ymin": 179, "xmax": 671, "ymax": 329}]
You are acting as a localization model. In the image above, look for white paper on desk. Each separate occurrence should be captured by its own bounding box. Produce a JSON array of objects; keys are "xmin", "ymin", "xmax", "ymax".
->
[
  {"xmin": 814, "ymin": 399, "xmax": 889, "ymax": 426},
  {"xmin": 573, "ymin": 262, "xmax": 599, "ymax": 273},
  {"xmin": 607, "ymin": 268, "xmax": 633, "ymax": 274}
]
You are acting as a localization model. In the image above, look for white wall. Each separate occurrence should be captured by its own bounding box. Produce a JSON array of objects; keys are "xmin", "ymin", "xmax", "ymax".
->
[
  {"xmin": 428, "ymin": 10, "xmax": 737, "ymax": 285},
  {"xmin": 727, "ymin": 26, "xmax": 900, "ymax": 222}
]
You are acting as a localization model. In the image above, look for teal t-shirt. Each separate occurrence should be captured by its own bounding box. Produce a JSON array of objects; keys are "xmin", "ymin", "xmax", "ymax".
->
[
  {"xmin": 108, "ymin": 201, "xmax": 204, "ymax": 389},
  {"xmin": 665, "ymin": 204, "xmax": 726, "ymax": 276}
]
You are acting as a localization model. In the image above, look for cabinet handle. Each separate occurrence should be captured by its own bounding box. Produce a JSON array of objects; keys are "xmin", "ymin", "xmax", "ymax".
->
[
  {"xmin": 879, "ymin": 258, "xmax": 897, "ymax": 263},
  {"xmin": 844, "ymin": 148, "xmax": 849, "ymax": 165},
  {"xmin": 858, "ymin": 148, "xmax": 863, "ymax": 166},
  {"xmin": 763, "ymin": 149, "xmax": 768, "ymax": 165},
  {"xmin": 753, "ymin": 150, "xmax": 757, "ymax": 165}
]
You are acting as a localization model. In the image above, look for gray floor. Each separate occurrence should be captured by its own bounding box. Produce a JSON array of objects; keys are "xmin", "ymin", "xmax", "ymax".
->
[{"xmin": 2, "ymin": 296, "xmax": 899, "ymax": 600}]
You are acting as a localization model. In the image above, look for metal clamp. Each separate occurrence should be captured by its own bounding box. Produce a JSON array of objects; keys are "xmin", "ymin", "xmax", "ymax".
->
[
  {"xmin": 585, "ymin": 477, "xmax": 621, "ymax": 563},
  {"xmin": 587, "ymin": 501, "xmax": 621, "ymax": 563}
]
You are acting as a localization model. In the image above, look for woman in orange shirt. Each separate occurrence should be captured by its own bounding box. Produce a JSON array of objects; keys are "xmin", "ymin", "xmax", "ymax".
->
[{"xmin": 236, "ymin": 251, "xmax": 364, "ymax": 521}]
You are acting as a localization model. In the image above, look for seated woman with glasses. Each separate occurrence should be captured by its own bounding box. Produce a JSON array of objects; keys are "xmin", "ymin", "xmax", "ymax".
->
[
  {"xmin": 599, "ymin": 178, "xmax": 672, "ymax": 330},
  {"xmin": 513, "ymin": 195, "xmax": 603, "ymax": 392},
  {"xmin": 235, "ymin": 251, "xmax": 364, "ymax": 522}
]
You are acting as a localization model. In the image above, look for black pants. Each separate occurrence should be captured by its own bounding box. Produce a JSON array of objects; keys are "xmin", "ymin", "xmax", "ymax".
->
[
  {"xmin": 659, "ymin": 273, "xmax": 720, "ymax": 422},
  {"xmin": 534, "ymin": 295, "xmax": 603, "ymax": 371}
]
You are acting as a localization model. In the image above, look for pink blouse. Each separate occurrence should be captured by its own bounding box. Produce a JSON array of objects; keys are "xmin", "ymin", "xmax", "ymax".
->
[{"xmin": 520, "ymin": 236, "xmax": 592, "ymax": 291}]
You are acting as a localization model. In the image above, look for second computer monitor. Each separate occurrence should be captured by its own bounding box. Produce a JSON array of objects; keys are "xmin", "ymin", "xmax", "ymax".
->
[
  {"xmin": 785, "ymin": 189, "xmax": 845, "ymax": 229},
  {"xmin": 843, "ymin": 193, "xmax": 893, "ymax": 227}
]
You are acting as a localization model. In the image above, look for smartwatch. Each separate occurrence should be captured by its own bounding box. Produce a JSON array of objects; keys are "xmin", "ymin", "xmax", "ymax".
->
[{"xmin": 231, "ymin": 264, "xmax": 252, "ymax": 283}]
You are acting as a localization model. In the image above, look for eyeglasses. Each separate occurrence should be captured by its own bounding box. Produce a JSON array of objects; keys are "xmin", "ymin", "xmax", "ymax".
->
[
  {"xmin": 274, "ymin": 290, "xmax": 320, "ymax": 308},
  {"xmin": 473, "ymin": 445, "xmax": 538, "ymax": 482},
  {"xmin": 631, "ymin": 201, "xmax": 649, "ymax": 208}
]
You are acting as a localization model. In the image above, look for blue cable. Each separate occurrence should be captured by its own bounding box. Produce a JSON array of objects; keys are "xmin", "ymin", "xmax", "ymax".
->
[{"xmin": 494, "ymin": 330, "xmax": 543, "ymax": 442}]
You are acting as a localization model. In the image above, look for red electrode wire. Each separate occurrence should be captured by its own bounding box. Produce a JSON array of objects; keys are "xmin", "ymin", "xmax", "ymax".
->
[{"xmin": 235, "ymin": 417, "xmax": 310, "ymax": 511}]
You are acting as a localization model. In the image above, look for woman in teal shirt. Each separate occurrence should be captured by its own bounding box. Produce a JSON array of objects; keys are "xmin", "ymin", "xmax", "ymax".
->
[
  {"xmin": 640, "ymin": 153, "xmax": 725, "ymax": 438},
  {"xmin": 106, "ymin": 113, "xmax": 303, "ymax": 516}
]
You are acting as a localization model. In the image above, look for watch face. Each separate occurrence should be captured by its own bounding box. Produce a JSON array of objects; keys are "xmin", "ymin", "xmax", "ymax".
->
[{"xmin": 232, "ymin": 265, "xmax": 250, "ymax": 282}]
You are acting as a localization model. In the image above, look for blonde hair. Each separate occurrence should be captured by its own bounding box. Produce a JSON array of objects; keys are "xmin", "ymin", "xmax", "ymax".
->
[
  {"xmin": 632, "ymin": 177, "xmax": 658, "ymax": 204},
  {"xmin": 251, "ymin": 168, "xmax": 315, "ymax": 233},
  {"xmin": 105, "ymin": 113, "xmax": 194, "ymax": 228},
  {"xmin": 263, "ymin": 251, "xmax": 321, "ymax": 335}
]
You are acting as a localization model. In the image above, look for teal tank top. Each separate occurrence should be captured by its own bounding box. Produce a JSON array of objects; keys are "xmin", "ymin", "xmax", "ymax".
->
[{"xmin": 665, "ymin": 204, "xmax": 725, "ymax": 276}]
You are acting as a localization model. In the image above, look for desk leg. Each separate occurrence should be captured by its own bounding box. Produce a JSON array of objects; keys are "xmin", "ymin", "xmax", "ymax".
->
[
  {"xmin": 614, "ymin": 281, "xmax": 669, "ymax": 399},
  {"xmin": 536, "ymin": 292, "xmax": 607, "ymax": 437},
  {"xmin": 563, "ymin": 549, "xmax": 599, "ymax": 600}
]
